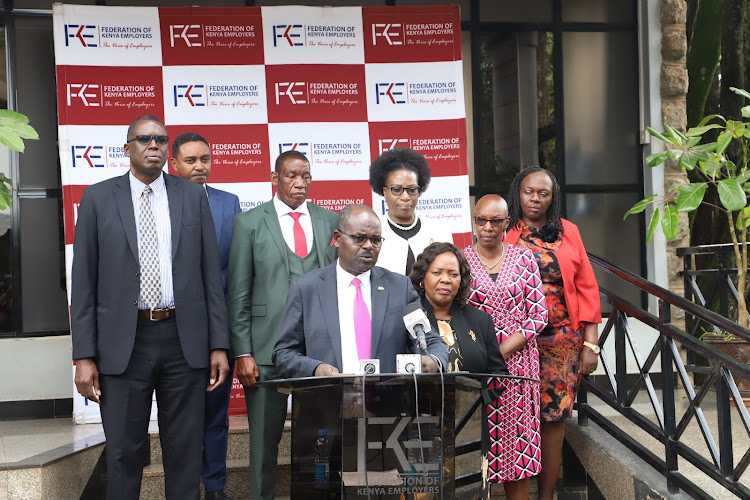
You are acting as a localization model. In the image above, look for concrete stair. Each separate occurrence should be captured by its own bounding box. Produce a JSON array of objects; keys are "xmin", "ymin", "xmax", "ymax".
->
[{"xmin": 139, "ymin": 416, "xmax": 291, "ymax": 500}]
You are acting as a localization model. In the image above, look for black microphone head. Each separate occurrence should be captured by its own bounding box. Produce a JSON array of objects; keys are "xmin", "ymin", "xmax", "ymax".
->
[
  {"xmin": 364, "ymin": 363, "xmax": 376, "ymax": 374},
  {"xmin": 404, "ymin": 301, "xmax": 421, "ymax": 316}
]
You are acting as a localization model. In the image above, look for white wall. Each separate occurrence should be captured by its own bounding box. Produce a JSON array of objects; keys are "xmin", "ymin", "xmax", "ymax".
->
[{"xmin": 0, "ymin": 336, "xmax": 73, "ymax": 402}]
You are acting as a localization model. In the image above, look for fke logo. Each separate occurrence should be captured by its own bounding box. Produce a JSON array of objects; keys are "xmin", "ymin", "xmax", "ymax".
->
[
  {"xmin": 278, "ymin": 142, "xmax": 310, "ymax": 156},
  {"xmin": 173, "ymin": 85, "xmax": 207, "ymax": 107},
  {"xmin": 372, "ymin": 24, "xmax": 403, "ymax": 45},
  {"xmin": 170, "ymin": 25, "xmax": 203, "ymax": 47},
  {"xmin": 273, "ymin": 24, "xmax": 304, "ymax": 47},
  {"xmin": 375, "ymin": 83, "xmax": 407, "ymax": 104},
  {"xmin": 65, "ymin": 24, "xmax": 99, "ymax": 47},
  {"xmin": 67, "ymin": 84, "xmax": 102, "ymax": 107},
  {"xmin": 275, "ymin": 82, "xmax": 308, "ymax": 105},
  {"xmin": 71, "ymin": 146, "xmax": 105, "ymax": 168},
  {"xmin": 378, "ymin": 138, "xmax": 410, "ymax": 154}
]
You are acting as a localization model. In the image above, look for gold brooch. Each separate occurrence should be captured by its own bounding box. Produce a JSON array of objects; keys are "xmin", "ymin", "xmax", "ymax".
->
[{"xmin": 468, "ymin": 330, "xmax": 476, "ymax": 342}]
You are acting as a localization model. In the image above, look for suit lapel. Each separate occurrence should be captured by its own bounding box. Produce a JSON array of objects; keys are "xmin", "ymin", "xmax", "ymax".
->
[
  {"xmin": 165, "ymin": 174, "xmax": 182, "ymax": 259},
  {"xmin": 319, "ymin": 265, "xmax": 342, "ymax": 369},
  {"xmin": 309, "ymin": 204, "xmax": 330, "ymax": 268},
  {"xmin": 262, "ymin": 201, "xmax": 290, "ymax": 275},
  {"xmin": 206, "ymin": 185, "xmax": 222, "ymax": 243},
  {"xmin": 114, "ymin": 173, "xmax": 138, "ymax": 263},
  {"xmin": 370, "ymin": 267, "xmax": 387, "ymax": 358}
]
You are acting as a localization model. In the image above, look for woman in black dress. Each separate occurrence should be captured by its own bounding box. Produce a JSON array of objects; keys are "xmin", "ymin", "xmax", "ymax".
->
[{"xmin": 410, "ymin": 242, "xmax": 508, "ymax": 498}]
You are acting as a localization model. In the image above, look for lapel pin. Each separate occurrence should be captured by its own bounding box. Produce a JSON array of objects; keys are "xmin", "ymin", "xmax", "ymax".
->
[{"xmin": 377, "ymin": 286, "xmax": 384, "ymax": 291}]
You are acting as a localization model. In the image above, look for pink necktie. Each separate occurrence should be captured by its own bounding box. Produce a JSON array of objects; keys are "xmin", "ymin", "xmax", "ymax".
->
[
  {"xmin": 288, "ymin": 212, "xmax": 307, "ymax": 258},
  {"xmin": 352, "ymin": 277, "xmax": 371, "ymax": 359}
]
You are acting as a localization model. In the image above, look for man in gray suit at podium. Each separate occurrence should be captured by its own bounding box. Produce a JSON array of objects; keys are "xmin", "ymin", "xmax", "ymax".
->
[{"xmin": 273, "ymin": 204, "xmax": 447, "ymax": 377}]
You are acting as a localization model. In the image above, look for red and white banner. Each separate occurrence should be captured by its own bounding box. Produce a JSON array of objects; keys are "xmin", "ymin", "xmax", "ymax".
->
[{"xmin": 54, "ymin": 4, "xmax": 470, "ymax": 422}]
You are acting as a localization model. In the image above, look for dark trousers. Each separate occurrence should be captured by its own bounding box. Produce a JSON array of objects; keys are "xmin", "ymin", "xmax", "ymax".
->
[
  {"xmin": 244, "ymin": 364, "xmax": 289, "ymax": 500},
  {"xmin": 99, "ymin": 318, "xmax": 207, "ymax": 500},
  {"xmin": 203, "ymin": 355, "xmax": 235, "ymax": 492}
]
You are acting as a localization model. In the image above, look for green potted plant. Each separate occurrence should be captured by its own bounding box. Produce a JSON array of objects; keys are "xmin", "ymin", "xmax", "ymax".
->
[
  {"xmin": 625, "ymin": 87, "xmax": 750, "ymax": 329},
  {"xmin": 0, "ymin": 109, "xmax": 39, "ymax": 208}
]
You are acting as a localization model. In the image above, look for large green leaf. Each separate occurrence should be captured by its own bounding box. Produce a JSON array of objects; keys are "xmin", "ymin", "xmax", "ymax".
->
[
  {"xmin": 646, "ymin": 151, "xmax": 669, "ymax": 167},
  {"xmin": 666, "ymin": 149, "xmax": 683, "ymax": 162},
  {"xmin": 697, "ymin": 114, "xmax": 725, "ymax": 127},
  {"xmin": 0, "ymin": 181, "xmax": 12, "ymax": 210},
  {"xmin": 0, "ymin": 109, "xmax": 29, "ymax": 124},
  {"xmin": 731, "ymin": 87, "xmax": 750, "ymax": 100},
  {"xmin": 692, "ymin": 142, "xmax": 718, "ymax": 153},
  {"xmin": 664, "ymin": 124, "xmax": 688, "ymax": 143},
  {"xmin": 686, "ymin": 124, "xmax": 723, "ymax": 137},
  {"xmin": 675, "ymin": 183, "xmax": 707, "ymax": 211},
  {"xmin": 741, "ymin": 106, "xmax": 750, "ymax": 119},
  {"xmin": 0, "ymin": 121, "xmax": 38, "ymax": 140},
  {"xmin": 623, "ymin": 194, "xmax": 658, "ymax": 219},
  {"xmin": 716, "ymin": 130, "xmax": 732, "ymax": 154},
  {"xmin": 736, "ymin": 169, "xmax": 750, "ymax": 185},
  {"xmin": 0, "ymin": 127, "xmax": 24, "ymax": 153},
  {"xmin": 661, "ymin": 205, "xmax": 679, "ymax": 239},
  {"xmin": 737, "ymin": 207, "xmax": 750, "ymax": 229},
  {"xmin": 726, "ymin": 120, "xmax": 746, "ymax": 138},
  {"xmin": 647, "ymin": 126, "xmax": 675, "ymax": 145},
  {"xmin": 646, "ymin": 208, "xmax": 659, "ymax": 245},
  {"xmin": 701, "ymin": 158, "xmax": 722, "ymax": 178},
  {"xmin": 678, "ymin": 151, "xmax": 699, "ymax": 170},
  {"xmin": 718, "ymin": 178, "xmax": 748, "ymax": 211}
]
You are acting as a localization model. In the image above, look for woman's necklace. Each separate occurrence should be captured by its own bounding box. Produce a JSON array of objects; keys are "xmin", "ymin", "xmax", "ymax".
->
[
  {"xmin": 474, "ymin": 243, "xmax": 505, "ymax": 270},
  {"xmin": 387, "ymin": 212, "xmax": 419, "ymax": 231}
]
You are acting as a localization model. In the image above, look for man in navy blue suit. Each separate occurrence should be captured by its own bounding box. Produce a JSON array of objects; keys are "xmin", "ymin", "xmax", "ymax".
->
[{"xmin": 172, "ymin": 132, "xmax": 241, "ymax": 500}]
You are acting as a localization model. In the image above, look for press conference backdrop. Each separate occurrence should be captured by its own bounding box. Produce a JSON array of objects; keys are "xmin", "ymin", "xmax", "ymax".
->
[{"xmin": 53, "ymin": 4, "xmax": 470, "ymax": 423}]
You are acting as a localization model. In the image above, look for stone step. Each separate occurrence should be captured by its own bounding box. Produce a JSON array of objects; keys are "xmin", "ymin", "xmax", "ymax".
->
[
  {"xmin": 142, "ymin": 415, "xmax": 292, "ymax": 499},
  {"xmin": 148, "ymin": 415, "xmax": 291, "ymax": 466},
  {"xmin": 140, "ymin": 458, "xmax": 291, "ymax": 500}
]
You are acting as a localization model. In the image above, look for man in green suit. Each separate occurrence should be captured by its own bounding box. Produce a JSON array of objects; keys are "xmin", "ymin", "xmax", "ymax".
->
[{"xmin": 227, "ymin": 150, "xmax": 338, "ymax": 500}]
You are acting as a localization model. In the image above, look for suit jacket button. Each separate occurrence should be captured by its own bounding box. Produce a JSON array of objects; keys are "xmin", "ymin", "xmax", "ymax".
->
[{"xmin": 133, "ymin": 301, "xmax": 137, "ymax": 306}]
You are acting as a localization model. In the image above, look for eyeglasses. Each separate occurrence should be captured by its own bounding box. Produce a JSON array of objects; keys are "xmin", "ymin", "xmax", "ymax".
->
[
  {"xmin": 338, "ymin": 230, "xmax": 385, "ymax": 247},
  {"xmin": 385, "ymin": 185, "xmax": 420, "ymax": 196},
  {"xmin": 127, "ymin": 135, "xmax": 169, "ymax": 146},
  {"xmin": 473, "ymin": 216, "xmax": 507, "ymax": 228}
]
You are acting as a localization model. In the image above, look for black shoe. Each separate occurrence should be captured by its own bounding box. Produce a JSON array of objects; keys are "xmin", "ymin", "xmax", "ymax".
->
[{"xmin": 205, "ymin": 491, "xmax": 233, "ymax": 500}]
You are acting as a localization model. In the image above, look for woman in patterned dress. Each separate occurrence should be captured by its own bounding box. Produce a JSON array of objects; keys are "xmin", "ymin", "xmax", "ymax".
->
[
  {"xmin": 504, "ymin": 167, "xmax": 601, "ymax": 500},
  {"xmin": 465, "ymin": 194, "xmax": 548, "ymax": 500},
  {"xmin": 409, "ymin": 241, "xmax": 508, "ymax": 499}
]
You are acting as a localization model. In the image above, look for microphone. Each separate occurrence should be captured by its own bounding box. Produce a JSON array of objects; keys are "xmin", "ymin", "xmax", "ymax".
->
[{"xmin": 403, "ymin": 302, "xmax": 431, "ymax": 355}]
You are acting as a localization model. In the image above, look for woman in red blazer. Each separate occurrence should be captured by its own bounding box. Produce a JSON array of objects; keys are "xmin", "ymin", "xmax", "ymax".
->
[{"xmin": 504, "ymin": 167, "xmax": 602, "ymax": 500}]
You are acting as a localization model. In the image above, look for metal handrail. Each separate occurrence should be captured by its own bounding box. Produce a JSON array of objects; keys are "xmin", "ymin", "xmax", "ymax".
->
[
  {"xmin": 677, "ymin": 243, "xmax": 750, "ymax": 335},
  {"xmin": 580, "ymin": 252, "xmax": 750, "ymax": 498}
]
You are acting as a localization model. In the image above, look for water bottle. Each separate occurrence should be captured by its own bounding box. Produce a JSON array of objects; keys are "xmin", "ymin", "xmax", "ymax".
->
[
  {"xmin": 314, "ymin": 429, "xmax": 330, "ymax": 483},
  {"xmin": 406, "ymin": 425, "xmax": 421, "ymax": 471}
]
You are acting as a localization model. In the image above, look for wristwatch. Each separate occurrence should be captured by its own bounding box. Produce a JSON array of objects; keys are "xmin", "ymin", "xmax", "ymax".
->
[{"xmin": 583, "ymin": 341, "xmax": 601, "ymax": 355}]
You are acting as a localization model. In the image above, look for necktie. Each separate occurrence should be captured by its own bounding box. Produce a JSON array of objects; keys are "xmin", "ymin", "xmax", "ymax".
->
[
  {"xmin": 289, "ymin": 212, "xmax": 307, "ymax": 258},
  {"xmin": 352, "ymin": 277, "xmax": 371, "ymax": 360},
  {"xmin": 139, "ymin": 185, "xmax": 162, "ymax": 309}
]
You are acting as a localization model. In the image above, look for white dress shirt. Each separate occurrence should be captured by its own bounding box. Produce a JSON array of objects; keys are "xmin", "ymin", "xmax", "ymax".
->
[
  {"xmin": 273, "ymin": 195, "xmax": 313, "ymax": 254},
  {"xmin": 130, "ymin": 172, "xmax": 174, "ymax": 309},
  {"xmin": 336, "ymin": 260, "xmax": 372, "ymax": 374}
]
